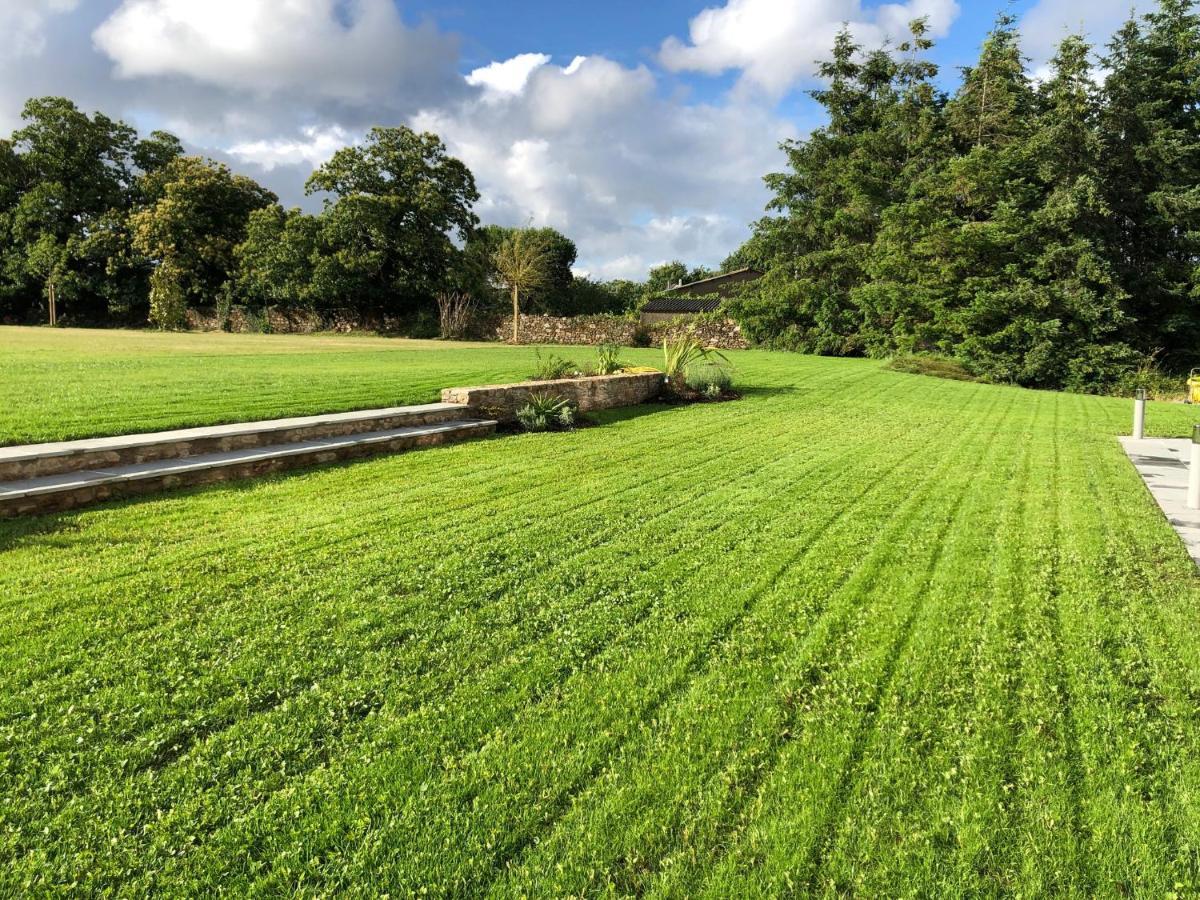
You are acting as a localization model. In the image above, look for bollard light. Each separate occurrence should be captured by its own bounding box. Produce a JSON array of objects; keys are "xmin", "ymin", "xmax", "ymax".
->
[
  {"xmin": 1189, "ymin": 424, "xmax": 1200, "ymax": 510},
  {"xmin": 1133, "ymin": 388, "xmax": 1147, "ymax": 440}
]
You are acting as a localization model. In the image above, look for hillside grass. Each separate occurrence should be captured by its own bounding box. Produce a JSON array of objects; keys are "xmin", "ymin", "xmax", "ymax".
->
[{"xmin": 1, "ymin": 328, "xmax": 1199, "ymax": 894}]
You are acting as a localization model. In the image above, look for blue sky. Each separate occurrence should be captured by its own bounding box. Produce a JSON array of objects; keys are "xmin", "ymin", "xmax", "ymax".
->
[{"xmin": 0, "ymin": 0, "xmax": 1157, "ymax": 279}]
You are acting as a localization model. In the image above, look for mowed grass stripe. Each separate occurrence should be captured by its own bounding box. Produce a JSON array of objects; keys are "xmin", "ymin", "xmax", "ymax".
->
[
  {"xmin": 647, "ymin": 387, "xmax": 1021, "ymax": 898},
  {"xmin": 476, "ymin": 389, "xmax": 1015, "ymax": 897},
  {"xmin": 146, "ymin": 385, "xmax": 966, "ymax": 896},
  {"xmin": 136, "ymin": 384, "xmax": 1003, "ymax": 897},
  {"xmin": 0, "ymin": 376, "xmax": 921, "ymax": 892}
]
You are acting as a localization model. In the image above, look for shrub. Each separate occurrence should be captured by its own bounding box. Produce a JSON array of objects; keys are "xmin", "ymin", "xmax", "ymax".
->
[
  {"xmin": 662, "ymin": 337, "xmax": 730, "ymax": 385},
  {"xmin": 595, "ymin": 344, "xmax": 623, "ymax": 375},
  {"xmin": 685, "ymin": 364, "xmax": 733, "ymax": 394},
  {"xmin": 515, "ymin": 393, "xmax": 577, "ymax": 432},
  {"xmin": 887, "ymin": 353, "xmax": 977, "ymax": 382},
  {"xmin": 436, "ymin": 291, "xmax": 474, "ymax": 340},
  {"xmin": 531, "ymin": 351, "xmax": 577, "ymax": 381}
]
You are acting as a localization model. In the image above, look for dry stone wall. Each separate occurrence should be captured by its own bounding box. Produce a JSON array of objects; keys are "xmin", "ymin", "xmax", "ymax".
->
[
  {"xmin": 495, "ymin": 314, "xmax": 748, "ymax": 350},
  {"xmin": 442, "ymin": 372, "xmax": 665, "ymax": 422}
]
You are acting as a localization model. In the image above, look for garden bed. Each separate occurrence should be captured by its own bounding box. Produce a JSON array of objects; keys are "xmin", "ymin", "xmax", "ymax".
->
[{"xmin": 441, "ymin": 371, "xmax": 665, "ymax": 423}]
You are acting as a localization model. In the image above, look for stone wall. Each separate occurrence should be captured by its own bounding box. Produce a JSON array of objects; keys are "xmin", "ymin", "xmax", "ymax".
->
[
  {"xmin": 185, "ymin": 307, "xmax": 408, "ymax": 334},
  {"xmin": 442, "ymin": 371, "xmax": 665, "ymax": 422},
  {"xmin": 182, "ymin": 306, "xmax": 748, "ymax": 349},
  {"xmin": 495, "ymin": 314, "xmax": 748, "ymax": 350}
]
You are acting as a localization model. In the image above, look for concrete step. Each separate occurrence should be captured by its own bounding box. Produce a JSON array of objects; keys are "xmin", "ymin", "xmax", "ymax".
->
[
  {"xmin": 0, "ymin": 418, "xmax": 496, "ymax": 518},
  {"xmin": 0, "ymin": 403, "xmax": 470, "ymax": 481}
]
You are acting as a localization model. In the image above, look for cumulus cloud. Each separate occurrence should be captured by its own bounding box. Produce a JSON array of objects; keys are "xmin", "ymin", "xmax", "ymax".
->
[
  {"xmin": 1019, "ymin": 0, "xmax": 1155, "ymax": 68},
  {"xmin": 466, "ymin": 53, "xmax": 551, "ymax": 99},
  {"xmin": 228, "ymin": 125, "xmax": 358, "ymax": 171},
  {"xmin": 415, "ymin": 54, "xmax": 794, "ymax": 278},
  {"xmin": 93, "ymin": 0, "xmax": 461, "ymax": 104},
  {"xmin": 0, "ymin": 0, "xmax": 79, "ymax": 58},
  {"xmin": 660, "ymin": 0, "xmax": 959, "ymax": 94}
]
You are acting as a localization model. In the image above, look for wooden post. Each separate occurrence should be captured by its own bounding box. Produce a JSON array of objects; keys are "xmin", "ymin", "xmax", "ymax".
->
[{"xmin": 48, "ymin": 281, "xmax": 57, "ymax": 327}]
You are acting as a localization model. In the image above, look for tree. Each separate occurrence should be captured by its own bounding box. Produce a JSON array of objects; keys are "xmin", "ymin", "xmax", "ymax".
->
[
  {"xmin": 306, "ymin": 126, "xmax": 479, "ymax": 314},
  {"xmin": 465, "ymin": 224, "xmax": 577, "ymax": 313},
  {"xmin": 130, "ymin": 156, "xmax": 276, "ymax": 327},
  {"xmin": 235, "ymin": 205, "xmax": 325, "ymax": 311},
  {"xmin": 1100, "ymin": 0, "xmax": 1200, "ymax": 363},
  {"xmin": 0, "ymin": 97, "xmax": 183, "ymax": 323},
  {"xmin": 493, "ymin": 229, "xmax": 552, "ymax": 342}
]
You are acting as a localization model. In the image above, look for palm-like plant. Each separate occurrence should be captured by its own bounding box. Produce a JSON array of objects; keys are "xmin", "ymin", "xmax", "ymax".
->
[
  {"xmin": 493, "ymin": 230, "xmax": 552, "ymax": 343},
  {"xmin": 662, "ymin": 337, "xmax": 730, "ymax": 385}
]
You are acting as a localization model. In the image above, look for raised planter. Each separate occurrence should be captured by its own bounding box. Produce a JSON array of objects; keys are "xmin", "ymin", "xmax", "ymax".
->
[{"xmin": 441, "ymin": 371, "xmax": 665, "ymax": 423}]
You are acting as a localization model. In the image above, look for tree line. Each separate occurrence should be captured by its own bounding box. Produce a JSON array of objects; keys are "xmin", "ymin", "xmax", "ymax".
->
[
  {"xmin": 724, "ymin": 0, "xmax": 1200, "ymax": 390},
  {"xmin": 0, "ymin": 98, "xmax": 684, "ymax": 332}
]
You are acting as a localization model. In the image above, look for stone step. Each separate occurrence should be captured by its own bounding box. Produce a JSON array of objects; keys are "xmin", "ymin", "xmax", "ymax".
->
[
  {"xmin": 0, "ymin": 403, "xmax": 470, "ymax": 481},
  {"xmin": 0, "ymin": 419, "xmax": 496, "ymax": 518}
]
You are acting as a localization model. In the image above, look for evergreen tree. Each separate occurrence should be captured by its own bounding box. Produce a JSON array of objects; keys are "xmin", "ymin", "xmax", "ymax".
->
[{"xmin": 1101, "ymin": 0, "xmax": 1200, "ymax": 362}]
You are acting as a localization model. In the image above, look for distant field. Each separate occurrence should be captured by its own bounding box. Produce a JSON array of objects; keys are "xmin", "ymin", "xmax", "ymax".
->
[
  {"xmin": 2, "ymin": 328, "xmax": 1199, "ymax": 894},
  {"xmin": 0, "ymin": 327, "xmax": 661, "ymax": 445}
]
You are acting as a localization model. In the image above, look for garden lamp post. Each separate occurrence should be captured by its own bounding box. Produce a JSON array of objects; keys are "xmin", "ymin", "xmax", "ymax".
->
[{"xmin": 1132, "ymin": 388, "xmax": 1146, "ymax": 440}]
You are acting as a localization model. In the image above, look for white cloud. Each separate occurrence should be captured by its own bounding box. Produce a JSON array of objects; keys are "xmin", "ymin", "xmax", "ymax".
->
[
  {"xmin": 1020, "ymin": 0, "xmax": 1155, "ymax": 68},
  {"xmin": 416, "ymin": 53, "xmax": 795, "ymax": 278},
  {"xmin": 228, "ymin": 125, "xmax": 358, "ymax": 171},
  {"xmin": 93, "ymin": 0, "xmax": 460, "ymax": 103},
  {"xmin": 0, "ymin": 0, "xmax": 79, "ymax": 58},
  {"xmin": 466, "ymin": 53, "xmax": 551, "ymax": 99},
  {"xmin": 660, "ymin": 0, "xmax": 959, "ymax": 95}
]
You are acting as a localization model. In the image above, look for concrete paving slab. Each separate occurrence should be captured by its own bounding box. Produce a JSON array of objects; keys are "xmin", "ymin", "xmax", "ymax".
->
[
  {"xmin": 1119, "ymin": 436, "xmax": 1200, "ymax": 566},
  {"xmin": 0, "ymin": 403, "xmax": 465, "ymax": 462}
]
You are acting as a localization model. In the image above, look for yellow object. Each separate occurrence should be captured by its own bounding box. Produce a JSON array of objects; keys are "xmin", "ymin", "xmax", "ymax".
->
[
  {"xmin": 1189, "ymin": 369, "xmax": 1200, "ymax": 404},
  {"xmin": 621, "ymin": 366, "xmax": 662, "ymax": 374}
]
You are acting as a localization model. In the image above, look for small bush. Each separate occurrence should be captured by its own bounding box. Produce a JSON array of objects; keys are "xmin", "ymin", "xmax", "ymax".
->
[
  {"xmin": 685, "ymin": 364, "xmax": 734, "ymax": 394},
  {"xmin": 531, "ymin": 350, "xmax": 577, "ymax": 381},
  {"xmin": 887, "ymin": 354, "xmax": 977, "ymax": 382},
  {"xmin": 595, "ymin": 344, "xmax": 623, "ymax": 375},
  {"xmin": 515, "ymin": 393, "xmax": 577, "ymax": 432}
]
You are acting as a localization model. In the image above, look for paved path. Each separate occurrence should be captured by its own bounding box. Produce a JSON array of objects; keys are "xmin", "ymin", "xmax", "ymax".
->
[{"xmin": 1119, "ymin": 436, "xmax": 1200, "ymax": 566}]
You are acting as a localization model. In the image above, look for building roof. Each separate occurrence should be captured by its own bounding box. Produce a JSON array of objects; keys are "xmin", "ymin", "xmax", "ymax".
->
[
  {"xmin": 641, "ymin": 295, "xmax": 724, "ymax": 314},
  {"xmin": 662, "ymin": 267, "xmax": 762, "ymax": 298}
]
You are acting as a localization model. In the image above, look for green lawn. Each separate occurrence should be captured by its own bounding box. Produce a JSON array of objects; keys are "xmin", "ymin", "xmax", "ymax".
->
[
  {"xmin": 2, "ymin": 328, "xmax": 1199, "ymax": 895},
  {"xmin": 0, "ymin": 327, "xmax": 664, "ymax": 446}
]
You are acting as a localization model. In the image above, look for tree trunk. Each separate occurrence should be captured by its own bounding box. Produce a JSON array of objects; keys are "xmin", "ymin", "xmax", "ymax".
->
[{"xmin": 511, "ymin": 286, "xmax": 520, "ymax": 343}]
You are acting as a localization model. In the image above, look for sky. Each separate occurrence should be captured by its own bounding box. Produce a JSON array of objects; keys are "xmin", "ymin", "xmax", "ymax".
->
[{"xmin": 0, "ymin": 0, "xmax": 1158, "ymax": 280}]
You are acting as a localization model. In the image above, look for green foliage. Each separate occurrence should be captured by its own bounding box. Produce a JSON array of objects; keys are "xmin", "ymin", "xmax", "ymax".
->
[
  {"xmin": 495, "ymin": 229, "xmax": 554, "ymax": 342},
  {"xmin": 147, "ymin": 260, "xmax": 186, "ymax": 330},
  {"xmin": 685, "ymin": 363, "xmax": 734, "ymax": 394},
  {"xmin": 662, "ymin": 336, "xmax": 730, "ymax": 381},
  {"xmin": 0, "ymin": 97, "xmax": 184, "ymax": 323},
  {"xmin": 595, "ymin": 343, "xmax": 623, "ymax": 375},
  {"xmin": 234, "ymin": 206, "xmax": 325, "ymax": 311},
  {"xmin": 305, "ymin": 127, "xmax": 480, "ymax": 317},
  {"xmin": 886, "ymin": 353, "xmax": 977, "ymax": 382},
  {"xmin": 531, "ymin": 350, "xmax": 577, "ymax": 381},
  {"xmin": 130, "ymin": 156, "xmax": 276, "ymax": 309},
  {"xmin": 515, "ymin": 393, "xmax": 577, "ymax": 432},
  {"xmin": 728, "ymin": 3, "xmax": 1200, "ymax": 391}
]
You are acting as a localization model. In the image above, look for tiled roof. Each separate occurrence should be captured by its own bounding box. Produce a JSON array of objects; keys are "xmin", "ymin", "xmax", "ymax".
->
[{"xmin": 641, "ymin": 296, "xmax": 724, "ymax": 313}]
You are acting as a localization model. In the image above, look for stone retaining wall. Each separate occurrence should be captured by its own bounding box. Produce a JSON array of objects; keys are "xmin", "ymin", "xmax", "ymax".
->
[{"xmin": 442, "ymin": 371, "xmax": 665, "ymax": 422}]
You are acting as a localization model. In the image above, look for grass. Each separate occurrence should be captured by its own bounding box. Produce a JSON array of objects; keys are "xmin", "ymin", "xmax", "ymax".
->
[
  {"xmin": 0, "ymin": 327, "xmax": 662, "ymax": 446},
  {"xmin": 2, "ymin": 327, "xmax": 1200, "ymax": 894}
]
